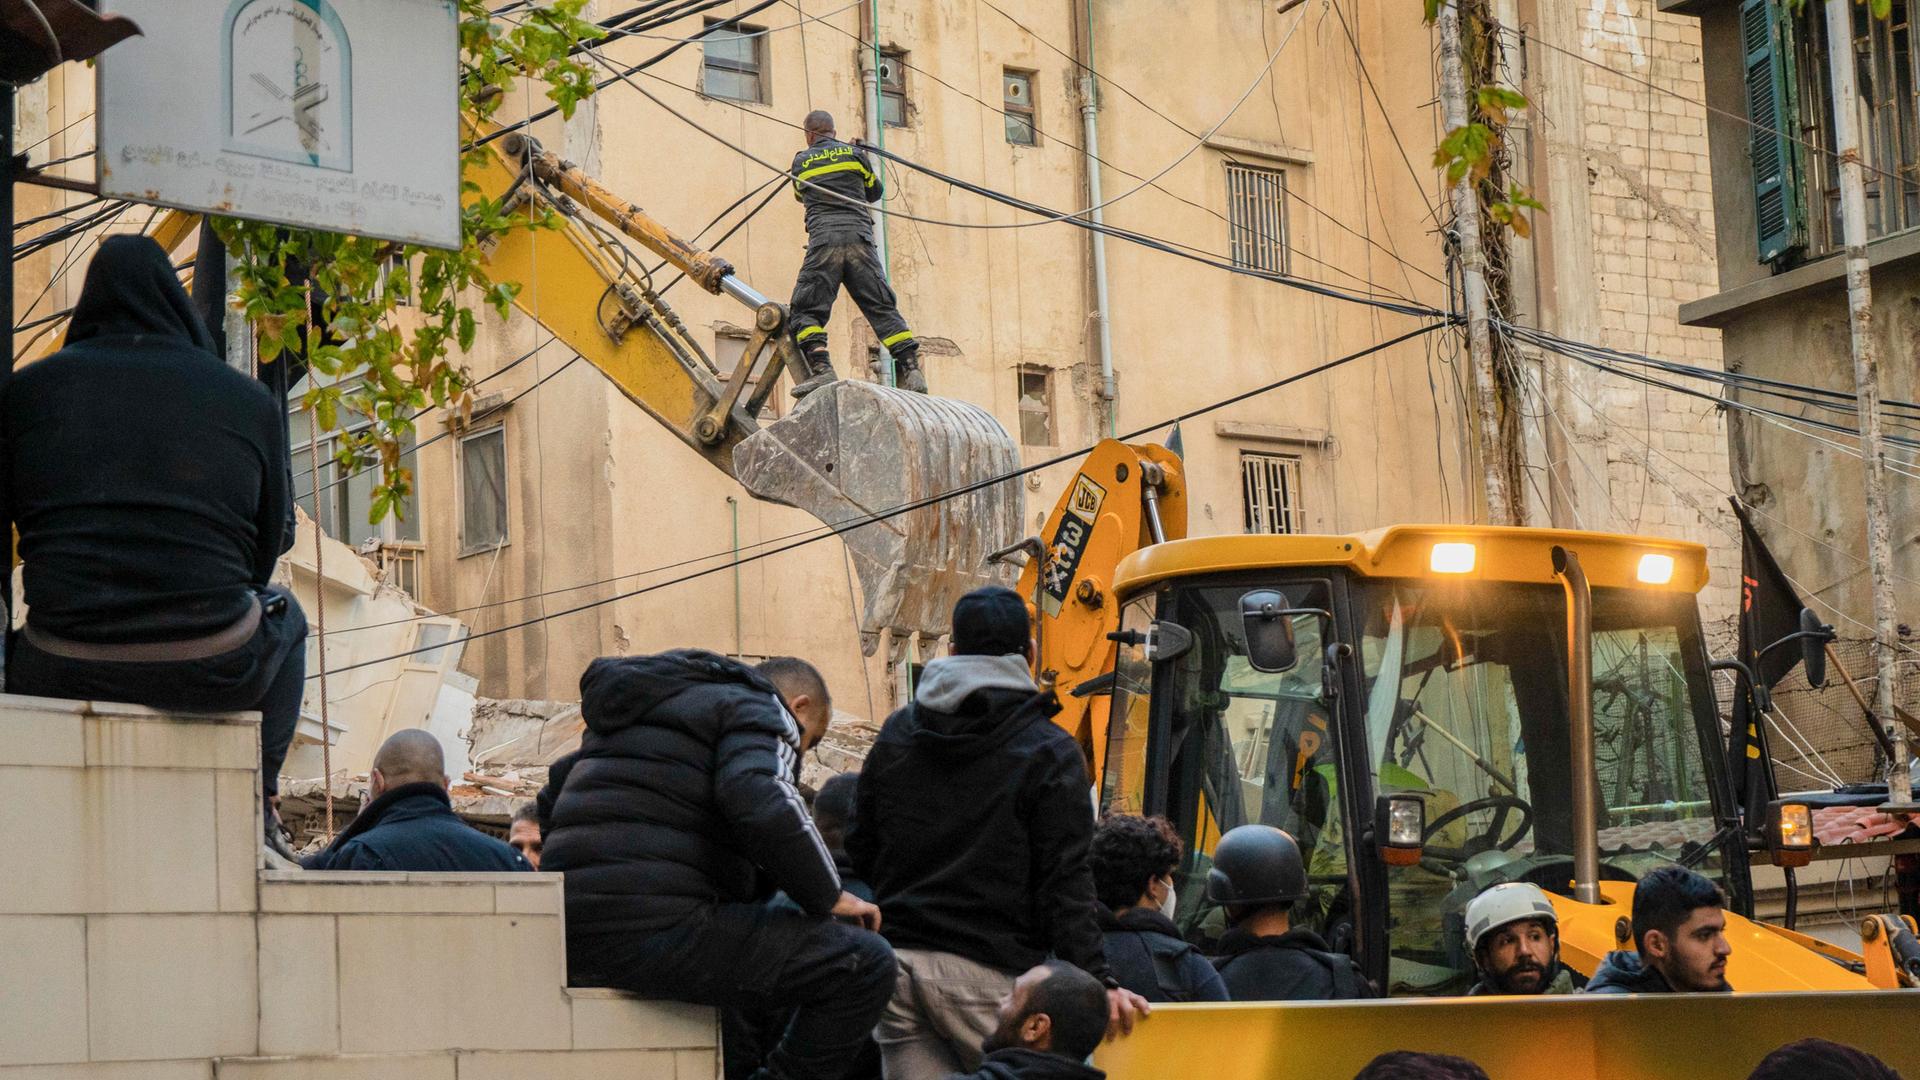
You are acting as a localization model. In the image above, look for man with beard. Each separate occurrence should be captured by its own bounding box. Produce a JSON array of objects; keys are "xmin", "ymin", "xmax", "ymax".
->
[
  {"xmin": 1586, "ymin": 866, "xmax": 1733, "ymax": 994},
  {"xmin": 1461, "ymin": 883, "xmax": 1583, "ymax": 995},
  {"xmin": 945, "ymin": 962, "xmax": 1112, "ymax": 1080}
]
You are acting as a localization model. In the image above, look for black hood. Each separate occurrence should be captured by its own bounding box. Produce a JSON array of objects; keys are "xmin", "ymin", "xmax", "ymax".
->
[
  {"xmin": 579, "ymin": 649, "xmax": 780, "ymax": 735},
  {"xmin": 66, "ymin": 235, "xmax": 217, "ymax": 355}
]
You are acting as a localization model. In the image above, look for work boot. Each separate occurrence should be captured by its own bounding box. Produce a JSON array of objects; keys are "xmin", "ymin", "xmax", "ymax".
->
[
  {"xmin": 893, "ymin": 351, "xmax": 928, "ymax": 394},
  {"xmin": 790, "ymin": 349, "xmax": 838, "ymax": 400}
]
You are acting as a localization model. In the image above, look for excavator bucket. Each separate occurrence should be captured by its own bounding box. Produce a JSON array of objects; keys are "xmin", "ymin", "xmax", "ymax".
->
[{"xmin": 733, "ymin": 380, "xmax": 1022, "ymax": 653}]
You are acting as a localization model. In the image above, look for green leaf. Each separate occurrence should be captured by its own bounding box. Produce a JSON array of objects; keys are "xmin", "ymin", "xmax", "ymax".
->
[{"xmin": 458, "ymin": 308, "xmax": 478, "ymax": 351}]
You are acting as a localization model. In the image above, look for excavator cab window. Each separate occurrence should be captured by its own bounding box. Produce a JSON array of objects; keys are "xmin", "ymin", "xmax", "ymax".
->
[
  {"xmin": 1352, "ymin": 578, "xmax": 1731, "ymax": 996},
  {"xmin": 1102, "ymin": 594, "xmax": 1160, "ymax": 816},
  {"xmin": 1143, "ymin": 579, "xmax": 1346, "ymax": 950}
]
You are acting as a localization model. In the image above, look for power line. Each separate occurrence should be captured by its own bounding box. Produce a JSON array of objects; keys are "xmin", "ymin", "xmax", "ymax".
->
[
  {"xmin": 467, "ymin": 0, "xmax": 779, "ymax": 152},
  {"xmin": 311, "ymin": 155, "xmax": 791, "ymax": 499},
  {"xmin": 782, "ymin": 0, "xmax": 1447, "ymax": 302},
  {"xmin": 586, "ymin": 9, "xmax": 1318, "ymax": 236},
  {"xmin": 594, "ymin": 55, "xmax": 1448, "ymax": 319},
  {"xmin": 599, "ymin": 0, "xmax": 863, "ymax": 43},
  {"xmin": 312, "ymin": 319, "xmax": 1447, "ymax": 677},
  {"xmin": 1500, "ymin": 22, "xmax": 1920, "ymax": 198}
]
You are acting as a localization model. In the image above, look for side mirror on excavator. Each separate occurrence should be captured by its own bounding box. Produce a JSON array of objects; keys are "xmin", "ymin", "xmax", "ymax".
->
[
  {"xmin": 1241, "ymin": 591, "xmax": 1333, "ymax": 674},
  {"xmin": 1242, "ymin": 590, "xmax": 1298, "ymax": 672}
]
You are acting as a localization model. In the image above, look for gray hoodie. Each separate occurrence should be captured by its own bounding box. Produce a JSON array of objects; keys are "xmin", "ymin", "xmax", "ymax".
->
[{"xmin": 914, "ymin": 653, "xmax": 1038, "ymax": 712}]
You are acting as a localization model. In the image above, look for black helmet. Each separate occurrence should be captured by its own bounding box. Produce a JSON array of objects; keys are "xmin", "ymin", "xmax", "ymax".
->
[{"xmin": 1205, "ymin": 824, "xmax": 1308, "ymax": 908}]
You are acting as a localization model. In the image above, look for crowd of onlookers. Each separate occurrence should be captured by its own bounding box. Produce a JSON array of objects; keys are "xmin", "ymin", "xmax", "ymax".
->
[
  {"xmin": 5, "ymin": 240, "xmax": 1907, "ymax": 1080},
  {"xmin": 276, "ymin": 581, "xmax": 1908, "ymax": 1080}
]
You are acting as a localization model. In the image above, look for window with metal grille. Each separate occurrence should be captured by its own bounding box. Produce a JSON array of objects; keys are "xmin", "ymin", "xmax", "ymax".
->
[
  {"xmin": 1241, "ymin": 451, "xmax": 1305, "ymax": 535},
  {"xmin": 1784, "ymin": 0, "xmax": 1920, "ymax": 258},
  {"xmin": 880, "ymin": 50, "xmax": 908, "ymax": 127},
  {"xmin": 1004, "ymin": 69, "xmax": 1037, "ymax": 146},
  {"xmin": 702, "ymin": 20, "xmax": 766, "ymax": 103},
  {"xmin": 289, "ymin": 376, "xmax": 420, "ymax": 549},
  {"xmin": 460, "ymin": 425, "xmax": 509, "ymax": 555},
  {"xmin": 1017, "ymin": 366, "xmax": 1054, "ymax": 445},
  {"xmin": 1226, "ymin": 162, "xmax": 1289, "ymax": 273}
]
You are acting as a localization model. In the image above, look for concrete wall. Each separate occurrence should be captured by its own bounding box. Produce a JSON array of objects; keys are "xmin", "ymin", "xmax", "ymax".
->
[{"xmin": 1513, "ymin": 0, "xmax": 1739, "ymax": 627}]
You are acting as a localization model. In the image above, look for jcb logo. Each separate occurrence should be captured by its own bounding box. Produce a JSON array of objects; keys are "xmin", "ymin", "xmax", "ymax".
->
[{"xmin": 1068, "ymin": 475, "xmax": 1106, "ymax": 522}]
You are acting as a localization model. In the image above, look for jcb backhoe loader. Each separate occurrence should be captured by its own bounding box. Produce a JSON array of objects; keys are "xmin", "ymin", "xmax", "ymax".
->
[
  {"xmin": 1013, "ymin": 440, "xmax": 1920, "ymax": 1080},
  {"xmin": 24, "ymin": 119, "xmax": 1022, "ymax": 649}
]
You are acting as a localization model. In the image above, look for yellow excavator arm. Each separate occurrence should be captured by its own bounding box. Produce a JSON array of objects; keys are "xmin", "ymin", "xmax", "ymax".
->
[
  {"xmin": 20, "ymin": 120, "xmax": 1022, "ymax": 648},
  {"xmin": 1013, "ymin": 438, "xmax": 1186, "ymax": 777}
]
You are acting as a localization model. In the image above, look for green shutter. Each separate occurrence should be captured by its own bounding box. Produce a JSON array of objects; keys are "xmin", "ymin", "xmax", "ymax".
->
[{"xmin": 1742, "ymin": 0, "xmax": 1805, "ymax": 265}]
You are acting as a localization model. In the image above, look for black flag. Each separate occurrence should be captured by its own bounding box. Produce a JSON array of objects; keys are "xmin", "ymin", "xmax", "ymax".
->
[{"xmin": 1730, "ymin": 499, "xmax": 1808, "ymax": 821}]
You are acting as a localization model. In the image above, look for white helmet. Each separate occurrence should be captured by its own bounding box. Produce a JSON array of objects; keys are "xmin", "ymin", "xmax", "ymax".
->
[{"xmin": 1464, "ymin": 882, "xmax": 1558, "ymax": 954}]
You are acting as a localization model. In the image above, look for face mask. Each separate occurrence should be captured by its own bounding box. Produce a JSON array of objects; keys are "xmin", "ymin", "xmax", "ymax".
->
[{"xmin": 1158, "ymin": 878, "xmax": 1178, "ymax": 922}]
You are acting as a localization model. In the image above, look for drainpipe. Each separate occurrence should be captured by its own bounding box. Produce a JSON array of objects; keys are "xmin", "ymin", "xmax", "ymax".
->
[
  {"xmin": 1077, "ymin": 4, "xmax": 1117, "ymax": 433},
  {"xmin": 1553, "ymin": 546, "xmax": 1602, "ymax": 905},
  {"xmin": 859, "ymin": 0, "xmax": 896, "ymax": 387},
  {"xmin": 727, "ymin": 496, "xmax": 744, "ymax": 658}
]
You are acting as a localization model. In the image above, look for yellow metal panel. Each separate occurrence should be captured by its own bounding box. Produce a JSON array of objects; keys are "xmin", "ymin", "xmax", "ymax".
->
[
  {"xmin": 1093, "ymin": 992, "xmax": 1920, "ymax": 1080},
  {"xmin": 1114, "ymin": 525, "xmax": 1710, "ymax": 598},
  {"xmin": 1547, "ymin": 881, "xmax": 1873, "ymax": 992}
]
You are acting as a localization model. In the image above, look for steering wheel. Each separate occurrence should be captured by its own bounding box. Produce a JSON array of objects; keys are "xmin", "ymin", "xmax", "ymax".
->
[{"xmin": 1421, "ymin": 795, "xmax": 1533, "ymax": 863}]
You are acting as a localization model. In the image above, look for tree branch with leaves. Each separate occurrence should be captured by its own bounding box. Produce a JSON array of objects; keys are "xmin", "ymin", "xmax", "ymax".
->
[{"xmin": 213, "ymin": 0, "xmax": 602, "ymax": 527}]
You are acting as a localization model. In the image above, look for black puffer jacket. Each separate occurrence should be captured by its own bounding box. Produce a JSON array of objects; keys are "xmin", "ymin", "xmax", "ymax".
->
[
  {"xmin": 1098, "ymin": 906, "xmax": 1229, "ymax": 1003},
  {"xmin": 537, "ymin": 651, "xmax": 841, "ymax": 936},
  {"xmin": 848, "ymin": 653, "xmax": 1111, "ymax": 982}
]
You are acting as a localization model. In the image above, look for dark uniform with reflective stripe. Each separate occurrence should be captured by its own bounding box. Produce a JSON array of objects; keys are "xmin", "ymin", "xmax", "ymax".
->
[{"xmin": 788, "ymin": 137, "xmax": 920, "ymax": 388}]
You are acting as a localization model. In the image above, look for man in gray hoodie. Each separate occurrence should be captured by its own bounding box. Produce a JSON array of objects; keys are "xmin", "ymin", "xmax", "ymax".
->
[{"xmin": 848, "ymin": 587, "xmax": 1147, "ymax": 1080}]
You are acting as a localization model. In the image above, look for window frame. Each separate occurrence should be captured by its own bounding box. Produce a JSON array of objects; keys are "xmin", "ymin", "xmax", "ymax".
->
[
  {"xmin": 1240, "ymin": 449, "xmax": 1306, "ymax": 535},
  {"xmin": 1016, "ymin": 364, "xmax": 1056, "ymax": 446},
  {"xmin": 700, "ymin": 19, "xmax": 769, "ymax": 104},
  {"xmin": 457, "ymin": 423, "xmax": 511, "ymax": 557},
  {"xmin": 879, "ymin": 48, "xmax": 909, "ymax": 128},
  {"xmin": 1225, "ymin": 160, "xmax": 1291, "ymax": 274},
  {"xmin": 1003, "ymin": 68, "xmax": 1038, "ymax": 146}
]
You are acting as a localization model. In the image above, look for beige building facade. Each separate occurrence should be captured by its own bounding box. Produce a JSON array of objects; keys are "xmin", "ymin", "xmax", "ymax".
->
[{"xmin": 9, "ymin": 1, "xmax": 1740, "ymax": 722}]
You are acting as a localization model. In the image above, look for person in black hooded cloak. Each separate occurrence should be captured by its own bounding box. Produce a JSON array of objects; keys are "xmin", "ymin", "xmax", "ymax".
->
[{"xmin": 2, "ymin": 235, "xmax": 305, "ymax": 855}]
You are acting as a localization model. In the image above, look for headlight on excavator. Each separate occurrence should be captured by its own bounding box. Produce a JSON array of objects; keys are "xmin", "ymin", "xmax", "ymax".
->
[
  {"xmin": 1376, "ymin": 794, "xmax": 1426, "ymax": 866},
  {"xmin": 1430, "ymin": 543, "xmax": 1476, "ymax": 574},
  {"xmin": 1636, "ymin": 553, "xmax": 1676, "ymax": 585},
  {"xmin": 1767, "ymin": 800, "xmax": 1814, "ymax": 867}
]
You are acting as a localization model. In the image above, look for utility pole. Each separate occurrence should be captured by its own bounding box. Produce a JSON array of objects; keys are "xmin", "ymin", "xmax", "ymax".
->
[
  {"xmin": 1822, "ymin": 0, "xmax": 1914, "ymax": 808},
  {"xmin": 1437, "ymin": 0, "xmax": 1515, "ymax": 526},
  {"xmin": 858, "ymin": 0, "xmax": 896, "ymax": 388}
]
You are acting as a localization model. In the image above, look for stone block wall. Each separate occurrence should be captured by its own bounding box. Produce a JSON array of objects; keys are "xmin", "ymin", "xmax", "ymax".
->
[
  {"xmin": 0, "ymin": 696, "xmax": 719, "ymax": 1079},
  {"xmin": 1578, "ymin": 0, "xmax": 1740, "ymax": 633}
]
